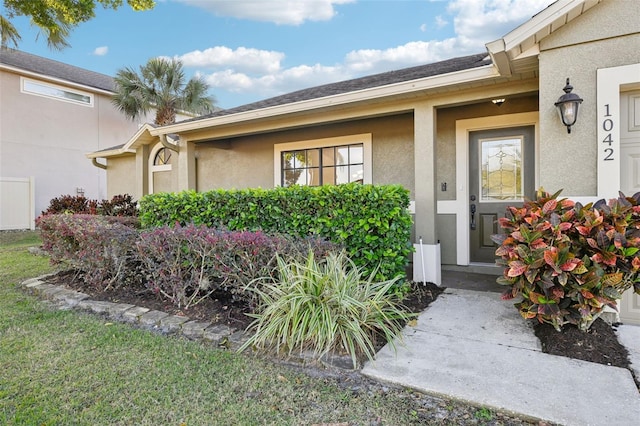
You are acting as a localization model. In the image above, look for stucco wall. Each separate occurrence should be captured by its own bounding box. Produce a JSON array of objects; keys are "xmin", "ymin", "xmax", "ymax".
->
[
  {"xmin": 538, "ymin": 0, "xmax": 640, "ymax": 196},
  {"xmin": 196, "ymin": 136, "xmax": 274, "ymax": 191},
  {"xmin": 153, "ymin": 170, "xmax": 178, "ymax": 194},
  {"xmin": 435, "ymin": 95, "xmax": 538, "ymax": 201},
  {"xmin": 434, "ymin": 95, "xmax": 538, "ymax": 265},
  {"xmin": 0, "ymin": 70, "xmax": 142, "ymax": 214},
  {"xmin": 106, "ymin": 156, "xmax": 136, "ymax": 198},
  {"xmin": 195, "ymin": 114, "xmax": 415, "ymax": 195}
]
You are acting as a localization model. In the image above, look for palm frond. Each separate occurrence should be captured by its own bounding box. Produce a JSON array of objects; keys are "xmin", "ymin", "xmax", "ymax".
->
[{"xmin": 0, "ymin": 15, "xmax": 22, "ymax": 49}]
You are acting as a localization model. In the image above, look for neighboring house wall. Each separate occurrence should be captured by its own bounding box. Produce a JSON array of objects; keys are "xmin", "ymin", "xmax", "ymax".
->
[
  {"xmin": 538, "ymin": 0, "xmax": 640, "ymax": 196},
  {"xmin": 0, "ymin": 65, "xmax": 142, "ymax": 217}
]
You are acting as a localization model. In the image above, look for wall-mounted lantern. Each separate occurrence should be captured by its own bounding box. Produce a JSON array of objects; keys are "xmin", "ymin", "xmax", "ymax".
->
[{"xmin": 554, "ymin": 78, "xmax": 583, "ymax": 133}]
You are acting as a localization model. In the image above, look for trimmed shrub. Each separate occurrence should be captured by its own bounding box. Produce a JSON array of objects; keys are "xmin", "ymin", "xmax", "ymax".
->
[
  {"xmin": 139, "ymin": 184, "xmax": 413, "ymax": 281},
  {"xmin": 136, "ymin": 224, "xmax": 339, "ymax": 308},
  {"xmin": 493, "ymin": 189, "xmax": 640, "ymax": 331},
  {"xmin": 37, "ymin": 216, "xmax": 338, "ymax": 309},
  {"xmin": 37, "ymin": 214, "xmax": 143, "ymax": 290},
  {"xmin": 239, "ymin": 250, "xmax": 414, "ymax": 368}
]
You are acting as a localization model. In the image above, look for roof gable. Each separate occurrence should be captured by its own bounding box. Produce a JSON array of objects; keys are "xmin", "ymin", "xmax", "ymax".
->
[{"xmin": 487, "ymin": 0, "xmax": 604, "ymax": 76}]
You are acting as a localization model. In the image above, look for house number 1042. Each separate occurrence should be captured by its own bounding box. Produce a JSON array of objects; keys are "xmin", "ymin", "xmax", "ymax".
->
[{"xmin": 602, "ymin": 103, "xmax": 614, "ymax": 161}]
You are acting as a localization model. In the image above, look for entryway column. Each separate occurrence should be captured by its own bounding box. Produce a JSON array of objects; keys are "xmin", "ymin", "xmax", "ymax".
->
[
  {"xmin": 135, "ymin": 144, "xmax": 149, "ymax": 200},
  {"xmin": 413, "ymin": 102, "xmax": 441, "ymax": 284},
  {"xmin": 177, "ymin": 138, "xmax": 196, "ymax": 191}
]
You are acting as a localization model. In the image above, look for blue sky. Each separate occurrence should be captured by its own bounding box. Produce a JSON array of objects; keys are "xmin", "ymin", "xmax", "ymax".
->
[{"xmin": 8, "ymin": 0, "xmax": 552, "ymax": 109}]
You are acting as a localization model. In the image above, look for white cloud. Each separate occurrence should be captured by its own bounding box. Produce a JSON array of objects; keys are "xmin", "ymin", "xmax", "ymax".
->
[
  {"xmin": 420, "ymin": 23, "xmax": 428, "ymax": 32},
  {"xmin": 187, "ymin": 0, "xmax": 555, "ymax": 105},
  {"xmin": 93, "ymin": 46, "xmax": 108, "ymax": 56},
  {"xmin": 175, "ymin": 0, "xmax": 355, "ymax": 25},
  {"xmin": 205, "ymin": 64, "xmax": 348, "ymax": 97},
  {"xmin": 176, "ymin": 47, "xmax": 285, "ymax": 74},
  {"xmin": 344, "ymin": 0, "xmax": 551, "ymax": 75},
  {"xmin": 448, "ymin": 0, "xmax": 551, "ymax": 42},
  {"xmin": 344, "ymin": 39, "xmax": 462, "ymax": 73}
]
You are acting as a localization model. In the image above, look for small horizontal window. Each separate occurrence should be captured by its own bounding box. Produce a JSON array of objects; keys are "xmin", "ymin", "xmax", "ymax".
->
[{"xmin": 21, "ymin": 78, "xmax": 93, "ymax": 106}]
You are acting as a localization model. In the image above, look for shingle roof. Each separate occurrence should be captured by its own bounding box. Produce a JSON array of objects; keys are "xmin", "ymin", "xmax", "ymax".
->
[
  {"xmin": 0, "ymin": 48, "xmax": 115, "ymax": 92},
  {"xmin": 187, "ymin": 52, "xmax": 491, "ymax": 122}
]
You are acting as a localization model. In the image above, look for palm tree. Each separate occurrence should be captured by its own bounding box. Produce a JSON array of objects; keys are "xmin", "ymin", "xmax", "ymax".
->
[{"xmin": 112, "ymin": 57, "xmax": 216, "ymax": 126}]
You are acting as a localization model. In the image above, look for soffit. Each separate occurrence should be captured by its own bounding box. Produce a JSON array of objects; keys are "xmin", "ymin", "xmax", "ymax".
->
[{"xmin": 489, "ymin": 0, "xmax": 603, "ymax": 76}]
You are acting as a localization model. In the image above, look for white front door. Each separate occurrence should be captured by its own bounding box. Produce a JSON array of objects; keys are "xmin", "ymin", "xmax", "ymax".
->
[{"xmin": 619, "ymin": 90, "xmax": 640, "ymax": 324}]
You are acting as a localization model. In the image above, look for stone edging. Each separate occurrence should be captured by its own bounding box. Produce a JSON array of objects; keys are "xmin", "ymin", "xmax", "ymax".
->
[{"xmin": 19, "ymin": 274, "xmax": 358, "ymax": 370}]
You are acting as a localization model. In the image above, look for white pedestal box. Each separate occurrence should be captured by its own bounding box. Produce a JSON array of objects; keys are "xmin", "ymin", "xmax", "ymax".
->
[{"xmin": 413, "ymin": 242, "xmax": 441, "ymax": 286}]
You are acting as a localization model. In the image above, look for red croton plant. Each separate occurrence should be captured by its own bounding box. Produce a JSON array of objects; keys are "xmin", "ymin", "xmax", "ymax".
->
[{"xmin": 492, "ymin": 188, "xmax": 640, "ymax": 331}]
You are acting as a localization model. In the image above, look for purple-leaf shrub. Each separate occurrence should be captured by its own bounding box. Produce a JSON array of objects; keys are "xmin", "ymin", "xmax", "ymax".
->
[
  {"xmin": 37, "ymin": 214, "xmax": 142, "ymax": 290},
  {"xmin": 136, "ymin": 225, "xmax": 225, "ymax": 309},
  {"xmin": 214, "ymin": 231, "xmax": 339, "ymax": 305},
  {"xmin": 136, "ymin": 224, "xmax": 340, "ymax": 309},
  {"xmin": 38, "ymin": 216, "xmax": 339, "ymax": 311}
]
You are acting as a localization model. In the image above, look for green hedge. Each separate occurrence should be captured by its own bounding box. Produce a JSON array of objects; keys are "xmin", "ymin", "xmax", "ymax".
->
[{"xmin": 139, "ymin": 184, "xmax": 413, "ymax": 280}]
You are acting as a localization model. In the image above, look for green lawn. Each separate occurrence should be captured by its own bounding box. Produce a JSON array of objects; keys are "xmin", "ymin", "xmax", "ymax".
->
[
  {"xmin": 0, "ymin": 231, "xmax": 531, "ymax": 425},
  {"xmin": 0, "ymin": 231, "xmax": 434, "ymax": 425}
]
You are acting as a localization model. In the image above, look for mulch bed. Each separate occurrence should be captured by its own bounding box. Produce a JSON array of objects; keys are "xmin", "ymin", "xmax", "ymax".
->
[
  {"xmin": 45, "ymin": 270, "xmax": 635, "ymax": 382},
  {"xmin": 534, "ymin": 319, "xmax": 631, "ymax": 369},
  {"xmin": 46, "ymin": 270, "xmax": 255, "ymax": 329}
]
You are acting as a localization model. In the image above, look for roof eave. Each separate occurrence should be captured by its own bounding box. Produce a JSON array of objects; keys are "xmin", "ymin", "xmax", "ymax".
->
[
  {"xmin": 0, "ymin": 63, "xmax": 115, "ymax": 96},
  {"xmin": 85, "ymin": 148, "xmax": 135, "ymax": 159},
  {"xmin": 153, "ymin": 64, "xmax": 500, "ymax": 135},
  {"xmin": 486, "ymin": 0, "xmax": 602, "ymax": 74},
  {"xmin": 87, "ymin": 123, "xmax": 157, "ymax": 159}
]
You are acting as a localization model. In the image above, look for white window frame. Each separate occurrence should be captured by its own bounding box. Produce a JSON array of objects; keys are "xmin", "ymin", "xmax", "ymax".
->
[
  {"xmin": 149, "ymin": 143, "xmax": 173, "ymax": 194},
  {"xmin": 273, "ymin": 134, "xmax": 373, "ymax": 187},
  {"xmin": 21, "ymin": 77, "xmax": 94, "ymax": 107}
]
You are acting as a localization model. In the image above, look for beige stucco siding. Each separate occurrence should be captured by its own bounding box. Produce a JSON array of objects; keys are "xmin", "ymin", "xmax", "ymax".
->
[
  {"xmin": 539, "ymin": 0, "xmax": 640, "ymax": 196},
  {"xmin": 434, "ymin": 95, "xmax": 538, "ymax": 265},
  {"xmin": 196, "ymin": 137, "xmax": 274, "ymax": 191},
  {"xmin": 195, "ymin": 114, "xmax": 415, "ymax": 195},
  {"xmin": 370, "ymin": 114, "xmax": 414, "ymax": 193},
  {"xmin": 435, "ymin": 94, "xmax": 538, "ymax": 204},
  {"xmin": 106, "ymin": 156, "xmax": 136, "ymax": 198},
  {"xmin": 153, "ymin": 170, "xmax": 178, "ymax": 194},
  {"xmin": 541, "ymin": 0, "xmax": 640, "ymax": 51}
]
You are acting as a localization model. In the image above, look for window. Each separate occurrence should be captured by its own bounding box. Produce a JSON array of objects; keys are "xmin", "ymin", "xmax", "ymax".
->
[
  {"xmin": 153, "ymin": 147, "xmax": 172, "ymax": 166},
  {"xmin": 480, "ymin": 136, "xmax": 523, "ymax": 201},
  {"xmin": 274, "ymin": 134, "xmax": 372, "ymax": 187},
  {"xmin": 21, "ymin": 78, "xmax": 93, "ymax": 106}
]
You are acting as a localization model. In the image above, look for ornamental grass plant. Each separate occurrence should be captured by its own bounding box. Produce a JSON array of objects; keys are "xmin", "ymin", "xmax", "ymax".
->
[{"xmin": 239, "ymin": 250, "xmax": 414, "ymax": 368}]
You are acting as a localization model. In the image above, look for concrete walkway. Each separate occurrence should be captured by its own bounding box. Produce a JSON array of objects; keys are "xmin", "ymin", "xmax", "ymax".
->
[{"xmin": 362, "ymin": 288, "xmax": 640, "ymax": 426}]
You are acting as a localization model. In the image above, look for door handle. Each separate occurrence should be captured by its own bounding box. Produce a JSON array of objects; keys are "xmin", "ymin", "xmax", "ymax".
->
[{"xmin": 470, "ymin": 203, "xmax": 476, "ymax": 230}]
